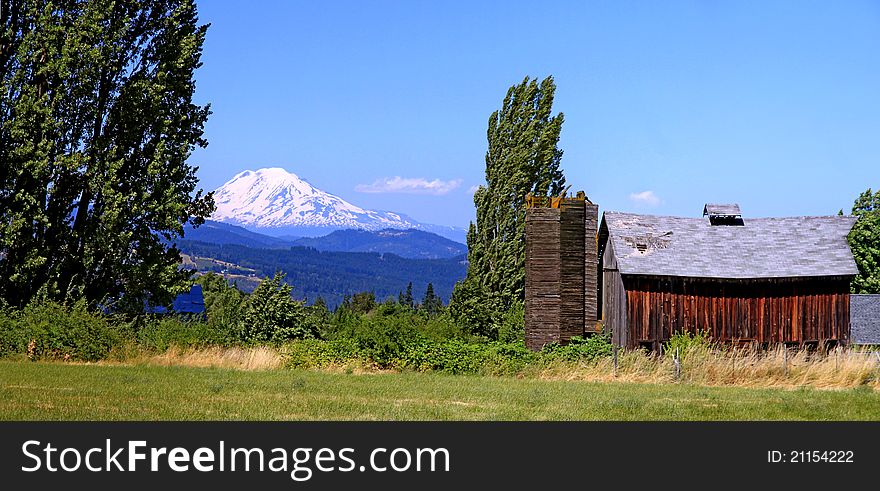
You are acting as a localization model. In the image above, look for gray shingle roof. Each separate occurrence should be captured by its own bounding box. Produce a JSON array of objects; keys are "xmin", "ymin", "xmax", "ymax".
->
[
  {"xmin": 602, "ymin": 211, "xmax": 858, "ymax": 279},
  {"xmin": 851, "ymin": 295, "xmax": 880, "ymax": 345},
  {"xmin": 703, "ymin": 203, "xmax": 741, "ymax": 216}
]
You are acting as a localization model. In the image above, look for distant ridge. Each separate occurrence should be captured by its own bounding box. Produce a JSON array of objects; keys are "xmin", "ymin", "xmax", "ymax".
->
[
  {"xmin": 182, "ymin": 220, "xmax": 295, "ymax": 249},
  {"xmin": 182, "ymin": 221, "xmax": 466, "ymax": 259},
  {"xmin": 211, "ymin": 167, "xmax": 466, "ymax": 242},
  {"xmin": 293, "ymin": 228, "xmax": 466, "ymax": 259}
]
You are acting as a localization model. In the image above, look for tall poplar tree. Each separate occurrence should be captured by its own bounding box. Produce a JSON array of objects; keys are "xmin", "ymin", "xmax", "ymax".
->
[
  {"xmin": 0, "ymin": 0, "xmax": 213, "ymax": 309},
  {"xmin": 450, "ymin": 76, "xmax": 566, "ymax": 336}
]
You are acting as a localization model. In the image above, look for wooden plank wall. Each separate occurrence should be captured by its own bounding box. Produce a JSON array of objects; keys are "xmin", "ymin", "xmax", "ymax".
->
[
  {"xmin": 559, "ymin": 201, "xmax": 585, "ymax": 341},
  {"xmin": 601, "ymin": 240, "xmax": 628, "ymax": 347},
  {"xmin": 584, "ymin": 203, "xmax": 599, "ymax": 326},
  {"xmin": 622, "ymin": 275, "xmax": 852, "ymax": 349},
  {"xmin": 525, "ymin": 207, "xmax": 562, "ymax": 350}
]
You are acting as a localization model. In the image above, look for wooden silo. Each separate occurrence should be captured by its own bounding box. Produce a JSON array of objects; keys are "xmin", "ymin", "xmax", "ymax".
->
[{"xmin": 524, "ymin": 192, "xmax": 599, "ymax": 350}]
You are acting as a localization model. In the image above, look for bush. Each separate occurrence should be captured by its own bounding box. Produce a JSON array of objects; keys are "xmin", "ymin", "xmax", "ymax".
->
[
  {"xmin": 284, "ymin": 338, "xmax": 360, "ymax": 369},
  {"xmin": 135, "ymin": 316, "xmax": 228, "ymax": 352},
  {"xmin": 497, "ymin": 300, "xmax": 524, "ymax": 343},
  {"xmin": 541, "ymin": 333, "xmax": 613, "ymax": 362},
  {"xmin": 197, "ymin": 273, "xmax": 246, "ymax": 341},
  {"xmin": 663, "ymin": 330, "xmax": 713, "ymax": 358},
  {"xmin": 240, "ymin": 273, "xmax": 316, "ymax": 343},
  {"xmin": 0, "ymin": 301, "xmax": 128, "ymax": 361}
]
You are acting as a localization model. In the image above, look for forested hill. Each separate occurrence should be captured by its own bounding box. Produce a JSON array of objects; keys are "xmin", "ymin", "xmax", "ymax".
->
[
  {"xmin": 292, "ymin": 228, "xmax": 466, "ymax": 259},
  {"xmin": 175, "ymin": 241, "xmax": 467, "ymax": 308}
]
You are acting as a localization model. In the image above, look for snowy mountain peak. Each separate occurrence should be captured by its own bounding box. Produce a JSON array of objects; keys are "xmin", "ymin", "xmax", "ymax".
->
[{"xmin": 211, "ymin": 167, "xmax": 465, "ymax": 241}]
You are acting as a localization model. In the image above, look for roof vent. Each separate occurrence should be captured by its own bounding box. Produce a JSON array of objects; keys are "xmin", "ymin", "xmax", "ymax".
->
[{"xmin": 703, "ymin": 203, "xmax": 744, "ymax": 226}]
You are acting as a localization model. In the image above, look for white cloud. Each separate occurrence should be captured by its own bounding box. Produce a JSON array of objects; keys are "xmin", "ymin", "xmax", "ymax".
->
[
  {"xmin": 355, "ymin": 176, "xmax": 463, "ymax": 196},
  {"xmin": 468, "ymin": 185, "xmax": 481, "ymax": 194},
  {"xmin": 629, "ymin": 190, "xmax": 662, "ymax": 207}
]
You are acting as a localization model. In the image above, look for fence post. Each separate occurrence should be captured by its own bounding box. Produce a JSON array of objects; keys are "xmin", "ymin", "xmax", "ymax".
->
[
  {"xmin": 673, "ymin": 347, "xmax": 681, "ymax": 382},
  {"xmin": 783, "ymin": 347, "xmax": 789, "ymax": 377},
  {"xmin": 731, "ymin": 348, "xmax": 736, "ymax": 378},
  {"xmin": 612, "ymin": 344, "xmax": 618, "ymax": 377}
]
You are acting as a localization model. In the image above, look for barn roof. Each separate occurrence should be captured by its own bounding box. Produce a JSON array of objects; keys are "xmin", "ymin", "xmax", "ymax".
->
[
  {"xmin": 851, "ymin": 295, "xmax": 880, "ymax": 345},
  {"xmin": 600, "ymin": 211, "xmax": 858, "ymax": 279}
]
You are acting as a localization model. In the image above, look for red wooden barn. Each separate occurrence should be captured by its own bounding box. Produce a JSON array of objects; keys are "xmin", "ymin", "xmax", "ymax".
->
[{"xmin": 597, "ymin": 204, "xmax": 859, "ymax": 349}]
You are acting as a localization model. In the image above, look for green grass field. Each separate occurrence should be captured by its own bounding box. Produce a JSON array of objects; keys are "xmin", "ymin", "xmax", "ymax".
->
[{"xmin": 1, "ymin": 360, "xmax": 878, "ymax": 420}]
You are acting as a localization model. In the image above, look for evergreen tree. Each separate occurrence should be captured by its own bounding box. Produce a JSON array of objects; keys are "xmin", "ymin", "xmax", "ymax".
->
[
  {"xmin": 450, "ymin": 76, "xmax": 565, "ymax": 336},
  {"xmin": 313, "ymin": 296, "xmax": 328, "ymax": 312},
  {"xmin": 0, "ymin": 0, "xmax": 213, "ymax": 309},
  {"xmin": 422, "ymin": 282, "xmax": 441, "ymax": 315},
  {"xmin": 349, "ymin": 291, "xmax": 376, "ymax": 314},
  {"xmin": 404, "ymin": 281, "xmax": 414, "ymax": 309},
  {"xmin": 848, "ymin": 188, "xmax": 880, "ymax": 293}
]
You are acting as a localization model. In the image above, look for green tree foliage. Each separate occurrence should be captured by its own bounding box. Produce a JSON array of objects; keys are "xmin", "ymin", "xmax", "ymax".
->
[
  {"xmin": 341, "ymin": 291, "xmax": 376, "ymax": 315},
  {"xmin": 194, "ymin": 272, "xmax": 244, "ymax": 339},
  {"xmin": 0, "ymin": 0, "xmax": 213, "ymax": 310},
  {"xmin": 848, "ymin": 188, "xmax": 880, "ymax": 293},
  {"xmin": 450, "ymin": 76, "xmax": 565, "ymax": 336},
  {"xmin": 240, "ymin": 273, "xmax": 316, "ymax": 343},
  {"xmin": 421, "ymin": 282, "xmax": 441, "ymax": 315},
  {"xmin": 403, "ymin": 281, "xmax": 414, "ymax": 309},
  {"xmin": 312, "ymin": 296, "xmax": 328, "ymax": 311}
]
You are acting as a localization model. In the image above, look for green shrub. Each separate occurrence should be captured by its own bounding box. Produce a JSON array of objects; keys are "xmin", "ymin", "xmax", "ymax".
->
[
  {"xmin": 0, "ymin": 308, "xmax": 28, "ymax": 357},
  {"xmin": 0, "ymin": 301, "xmax": 128, "ymax": 361},
  {"xmin": 197, "ymin": 273, "xmax": 246, "ymax": 340},
  {"xmin": 240, "ymin": 273, "xmax": 316, "ymax": 343},
  {"xmin": 135, "ymin": 316, "xmax": 227, "ymax": 352},
  {"xmin": 664, "ymin": 330, "xmax": 713, "ymax": 358},
  {"xmin": 541, "ymin": 333, "xmax": 613, "ymax": 362},
  {"xmin": 497, "ymin": 300, "xmax": 524, "ymax": 343},
  {"xmin": 283, "ymin": 338, "xmax": 360, "ymax": 369}
]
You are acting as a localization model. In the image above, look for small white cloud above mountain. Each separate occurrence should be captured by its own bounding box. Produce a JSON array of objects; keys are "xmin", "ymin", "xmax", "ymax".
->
[
  {"xmin": 355, "ymin": 176, "xmax": 462, "ymax": 196},
  {"xmin": 629, "ymin": 190, "xmax": 662, "ymax": 207}
]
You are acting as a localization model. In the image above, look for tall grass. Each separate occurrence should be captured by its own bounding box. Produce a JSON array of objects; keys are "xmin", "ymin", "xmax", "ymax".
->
[
  {"xmin": 537, "ymin": 341, "xmax": 880, "ymax": 390},
  {"xmin": 108, "ymin": 340, "xmax": 880, "ymax": 391},
  {"xmin": 113, "ymin": 346, "xmax": 284, "ymax": 371}
]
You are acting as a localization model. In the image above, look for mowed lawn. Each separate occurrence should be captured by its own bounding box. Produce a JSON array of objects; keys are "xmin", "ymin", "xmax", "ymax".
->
[{"xmin": 1, "ymin": 360, "xmax": 878, "ymax": 420}]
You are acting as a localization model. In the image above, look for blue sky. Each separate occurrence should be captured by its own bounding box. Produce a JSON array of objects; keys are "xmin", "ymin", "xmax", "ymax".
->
[{"xmin": 191, "ymin": 0, "xmax": 879, "ymax": 228}]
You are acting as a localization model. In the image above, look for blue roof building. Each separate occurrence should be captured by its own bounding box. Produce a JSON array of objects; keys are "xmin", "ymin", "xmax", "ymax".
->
[{"xmin": 147, "ymin": 284, "xmax": 206, "ymax": 316}]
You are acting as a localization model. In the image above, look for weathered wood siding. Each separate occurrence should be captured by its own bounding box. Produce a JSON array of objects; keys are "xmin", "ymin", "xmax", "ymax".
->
[
  {"xmin": 525, "ymin": 207, "xmax": 562, "ymax": 350},
  {"xmin": 559, "ymin": 201, "xmax": 586, "ymax": 341},
  {"xmin": 584, "ymin": 202, "xmax": 599, "ymax": 327},
  {"xmin": 601, "ymin": 240, "xmax": 628, "ymax": 347},
  {"xmin": 621, "ymin": 275, "xmax": 851, "ymax": 349}
]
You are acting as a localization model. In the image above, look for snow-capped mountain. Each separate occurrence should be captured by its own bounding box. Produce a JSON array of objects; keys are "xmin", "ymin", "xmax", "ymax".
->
[{"xmin": 211, "ymin": 168, "xmax": 466, "ymax": 241}]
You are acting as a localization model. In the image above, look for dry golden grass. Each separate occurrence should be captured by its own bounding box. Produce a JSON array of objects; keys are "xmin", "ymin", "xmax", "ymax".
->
[
  {"xmin": 124, "ymin": 346, "xmax": 285, "ymax": 371},
  {"xmin": 96, "ymin": 342, "xmax": 880, "ymax": 391},
  {"xmin": 536, "ymin": 346, "xmax": 880, "ymax": 390}
]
